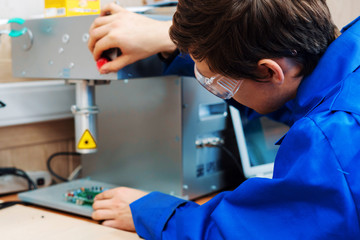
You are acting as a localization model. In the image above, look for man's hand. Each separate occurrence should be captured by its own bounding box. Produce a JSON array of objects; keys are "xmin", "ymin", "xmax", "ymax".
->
[
  {"xmin": 88, "ymin": 3, "xmax": 175, "ymax": 74},
  {"xmin": 92, "ymin": 187, "xmax": 148, "ymax": 231}
]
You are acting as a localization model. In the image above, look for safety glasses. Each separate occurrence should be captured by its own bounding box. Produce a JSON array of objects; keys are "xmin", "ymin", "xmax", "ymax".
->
[{"xmin": 194, "ymin": 65, "xmax": 243, "ymax": 100}]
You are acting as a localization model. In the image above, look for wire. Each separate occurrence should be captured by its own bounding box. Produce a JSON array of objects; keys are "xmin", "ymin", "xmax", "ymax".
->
[
  {"xmin": 68, "ymin": 165, "xmax": 82, "ymax": 181},
  {"xmin": 46, "ymin": 152, "xmax": 81, "ymax": 182},
  {"xmin": 14, "ymin": 168, "xmax": 37, "ymax": 190},
  {"xmin": 0, "ymin": 201, "xmax": 32, "ymax": 210},
  {"xmin": 214, "ymin": 144, "xmax": 244, "ymax": 175},
  {"xmin": 196, "ymin": 137, "xmax": 244, "ymax": 176},
  {"xmin": 0, "ymin": 167, "xmax": 37, "ymax": 190}
]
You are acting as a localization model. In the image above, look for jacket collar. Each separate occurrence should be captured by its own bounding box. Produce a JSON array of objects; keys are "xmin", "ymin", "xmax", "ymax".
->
[{"xmin": 289, "ymin": 16, "xmax": 360, "ymax": 122}]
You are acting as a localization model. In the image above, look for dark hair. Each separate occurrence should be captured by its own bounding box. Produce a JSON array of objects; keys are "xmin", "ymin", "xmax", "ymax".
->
[{"xmin": 170, "ymin": 0, "xmax": 339, "ymax": 80}]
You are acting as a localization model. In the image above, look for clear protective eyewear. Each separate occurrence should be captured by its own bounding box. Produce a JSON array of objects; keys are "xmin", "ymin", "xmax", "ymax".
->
[{"xmin": 194, "ymin": 65, "xmax": 243, "ymax": 100}]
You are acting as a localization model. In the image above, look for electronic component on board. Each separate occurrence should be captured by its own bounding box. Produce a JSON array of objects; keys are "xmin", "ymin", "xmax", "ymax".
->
[{"xmin": 64, "ymin": 186, "xmax": 105, "ymax": 205}]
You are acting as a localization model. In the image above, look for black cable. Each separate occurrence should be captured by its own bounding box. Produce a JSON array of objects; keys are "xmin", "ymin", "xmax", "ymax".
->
[
  {"xmin": 14, "ymin": 168, "xmax": 37, "ymax": 190},
  {"xmin": 214, "ymin": 144, "xmax": 244, "ymax": 175},
  {"xmin": 0, "ymin": 167, "xmax": 37, "ymax": 190},
  {"xmin": 46, "ymin": 152, "xmax": 81, "ymax": 182},
  {"xmin": 0, "ymin": 201, "xmax": 32, "ymax": 210}
]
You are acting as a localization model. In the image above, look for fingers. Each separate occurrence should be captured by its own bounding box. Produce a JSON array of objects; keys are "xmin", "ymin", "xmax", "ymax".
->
[
  {"xmin": 89, "ymin": 14, "xmax": 112, "ymax": 30},
  {"xmin": 91, "ymin": 187, "xmax": 146, "ymax": 232},
  {"xmin": 101, "ymin": 220, "xmax": 121, "ymax": 229},
  {"xmin": 99, "ymin": 55, "xmax": 134, "ymax": 74},
  {"xmin": 92, "ymin": 198, "xmax": 113, "ymax": 210},
  {"xmin": 91, "ymin": 32, "xmax": 120, "ymax": 60},
  {"xmin": 95, "ymin": 188, "xmax": 115, "ymax": 200},
  {"xmin": 100, "ymin": 2, "xmax": 124, "ymax": 16},
  {"xmin": 88, "ymin": 7, "xmax": 126, "ymax": 53},
  {"xmin": 88, "ymin": 13, "xmax": 119, "ymax": 54},
  {"xmin": 92, "ymin": 209, "xmax": 115, "ymax": 220},
  {"xmin": 88, "ymin": 23, "xmax": 110, "ymax": 54},
  {"xmin": 102, "ymin": 219, "xmax": 136, "ymax": 232}
]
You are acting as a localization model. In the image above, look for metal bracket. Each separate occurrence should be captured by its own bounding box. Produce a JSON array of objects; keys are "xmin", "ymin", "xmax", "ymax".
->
[{"xmin": 0, "ymin": 18, "xmax": 33, "ymax": 50}]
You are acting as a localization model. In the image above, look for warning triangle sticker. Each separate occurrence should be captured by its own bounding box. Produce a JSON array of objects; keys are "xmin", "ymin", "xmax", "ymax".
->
[{"xmin": 77, "ymin": 129, "xmax": 97, "ymax": 149}]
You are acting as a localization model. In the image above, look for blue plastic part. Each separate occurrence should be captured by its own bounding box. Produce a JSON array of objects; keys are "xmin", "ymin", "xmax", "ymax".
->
[
  {"xmin": 8, "ymin": 18, "xmax": 25, "ymax": 25},
  {"xmin": 7, "ymin": 18, "xmax": 27, "ymax": 37},
  {"xmin": 9, "ymin": 28, "xmax": 27, "ymax": 37}
]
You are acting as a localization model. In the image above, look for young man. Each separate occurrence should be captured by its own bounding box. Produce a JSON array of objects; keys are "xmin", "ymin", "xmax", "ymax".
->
[{"xmin": 88, "ymin": 1, "xmax": 360, "ymax": 239}]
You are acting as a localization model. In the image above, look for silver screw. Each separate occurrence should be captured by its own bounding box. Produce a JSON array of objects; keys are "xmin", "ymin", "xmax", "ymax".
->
[
  {"xmin": 82, "ymin": 33, "xmax": 89, "ymax": 42},
  {"xmin": 62, "ymin": 34, "xmax": 70, "ymax": 44}
]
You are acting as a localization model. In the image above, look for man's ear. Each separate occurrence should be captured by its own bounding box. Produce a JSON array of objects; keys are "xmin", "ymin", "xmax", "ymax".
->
[{"xmin": 258, "ymin": 59, "xmax": 285, "ymax": 84}]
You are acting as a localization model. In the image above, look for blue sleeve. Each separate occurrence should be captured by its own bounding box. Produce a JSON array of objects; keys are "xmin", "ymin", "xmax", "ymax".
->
[
  {"xmin": 226, "ymin": 96, "xmax": 295, "ymax": 126},
  {"xmin": 130, "ymin": 192, "xmax": 190, "ymax": 240},
  {"xmin": 130, "ymin": 115, "xmax": 360, "ymax": 240},
  {"xmin": 162, "ymin": 53, "xmax": 195, "ymax": 77},
  {"xmin": 130, "ymin": 191, "xmax": 229, "ymax": 239}
]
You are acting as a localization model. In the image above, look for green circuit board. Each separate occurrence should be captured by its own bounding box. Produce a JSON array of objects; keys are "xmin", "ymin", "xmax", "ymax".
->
[{"xmin": 64, "ymin": 186, "xmax": 104, "ymax": 206}]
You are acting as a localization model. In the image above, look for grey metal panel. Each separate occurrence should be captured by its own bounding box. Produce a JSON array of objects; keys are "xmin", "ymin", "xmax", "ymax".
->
[
  {"xmin": 181, "ymin": 77, "xmax": 237, "ymax": 199},
  {"xmin": 0, "ymin": 80, "xmax": 75, "ymax": 127},
  {"xmin": 11, "ymin": 15, "xmax": 165, "ymax": 80},
  {"xmin": 82, "ymin": 76, "xmax": 239, "ymax": 199},
  {"xmin": 82, "ymin": 76, "xmax": 183, "ymax": 196}
]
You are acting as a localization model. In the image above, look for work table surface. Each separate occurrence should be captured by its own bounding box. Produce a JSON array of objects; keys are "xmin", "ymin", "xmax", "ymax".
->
[{"xmin": 0, "ymin": 192, "xmax": 215, "ymax": 240}]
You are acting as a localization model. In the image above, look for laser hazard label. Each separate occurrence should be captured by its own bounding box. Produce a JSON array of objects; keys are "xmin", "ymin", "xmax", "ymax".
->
[{"xmin": 77, "ymin": 129, "xmax": 97, "ymax": 149}]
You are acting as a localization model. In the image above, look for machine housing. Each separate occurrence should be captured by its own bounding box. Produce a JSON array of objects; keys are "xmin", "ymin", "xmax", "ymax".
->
[{"xmin": 11, "ymin": 15, "xmax": 241, "ymax": 200}]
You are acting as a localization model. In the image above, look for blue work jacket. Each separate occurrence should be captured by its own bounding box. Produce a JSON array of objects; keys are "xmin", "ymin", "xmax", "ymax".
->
[{"xmin": 130, "ymin": 17, "xmax": 360, "ymax": 239}]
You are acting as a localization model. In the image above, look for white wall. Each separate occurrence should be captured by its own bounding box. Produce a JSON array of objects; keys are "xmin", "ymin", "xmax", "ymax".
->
[
  {"xmin": 327, "ymin": 0, "xmax": 360, "ymax": 29},
  {"xmin": 0, "ymin": 0, "xmax": 43, "ymax": 19}
]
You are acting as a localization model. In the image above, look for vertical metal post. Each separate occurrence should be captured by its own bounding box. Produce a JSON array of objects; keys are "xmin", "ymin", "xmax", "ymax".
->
[{"xmin": 71, "ymin": 80, "xmax": 99, "ymax": 154}]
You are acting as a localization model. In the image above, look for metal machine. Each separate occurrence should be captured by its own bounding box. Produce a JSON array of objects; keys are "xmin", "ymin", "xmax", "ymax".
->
[
  {"xmin": 11, "ymin": 15, "xmax": 240, "ymax": 199},
  {"xmin": 11, "ymin": 15, "xmax": 166, "ymax": 154}
]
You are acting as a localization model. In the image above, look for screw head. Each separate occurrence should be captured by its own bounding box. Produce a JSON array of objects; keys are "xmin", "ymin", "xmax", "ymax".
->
[
  {"xmin": 62, "ymin": 34, "xmax": 70, "ymax": 44},
  {"xmin": 82, "ymin": 33, "xmax": 89, "ymax": 42}
]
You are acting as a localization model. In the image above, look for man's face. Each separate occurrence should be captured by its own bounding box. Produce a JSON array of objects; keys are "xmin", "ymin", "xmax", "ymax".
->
[
  {"xmin": 192, "ymin": 56, "xmax": 303, "ymax": 114},
  {"xmin": 193, "ymin": 61, "xmax": 243, "ymax": 100}
]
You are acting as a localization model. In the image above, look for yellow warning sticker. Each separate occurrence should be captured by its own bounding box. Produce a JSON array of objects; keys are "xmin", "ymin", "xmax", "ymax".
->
[{"xmin": 77, "ymin": 129, "xmax": 97, "ymax": 149}]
